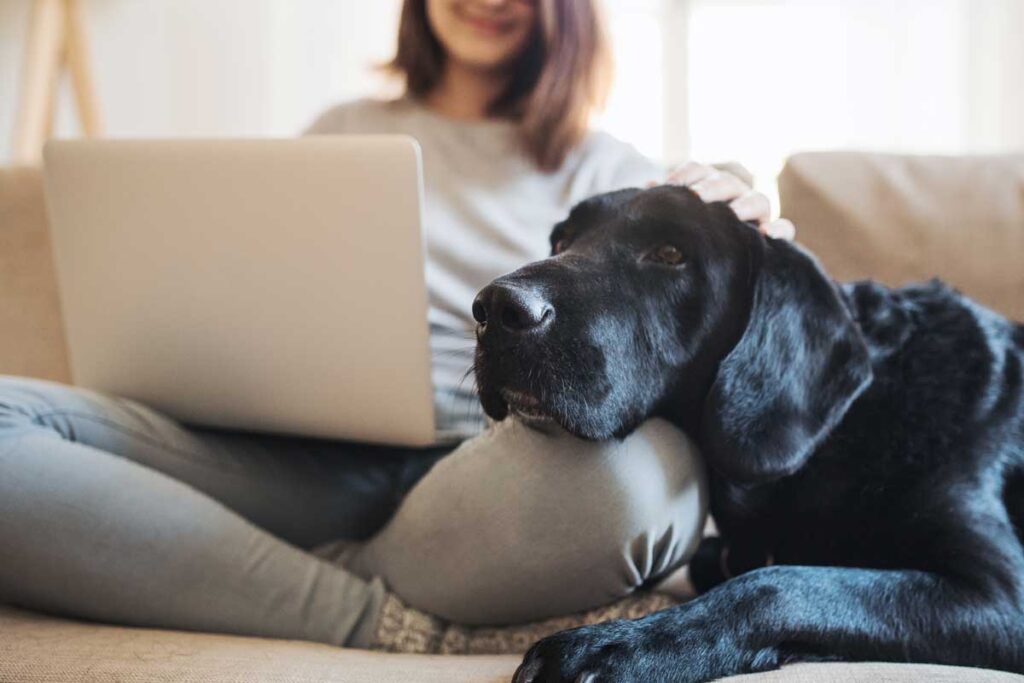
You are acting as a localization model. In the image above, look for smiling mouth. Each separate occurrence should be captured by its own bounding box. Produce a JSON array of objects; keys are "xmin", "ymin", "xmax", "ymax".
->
[
  {"xmin": 458, "ymin": 12, "xmax": 514, "ymax": 35},
  {"xmin": 500, "ymin": 389, "xmax": 555, "ymax": 424}
]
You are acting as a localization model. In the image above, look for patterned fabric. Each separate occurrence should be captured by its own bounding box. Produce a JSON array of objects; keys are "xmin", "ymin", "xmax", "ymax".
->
[{"xmin": 371, "ymin": 591, "xmax": 679, "ymax": 655}]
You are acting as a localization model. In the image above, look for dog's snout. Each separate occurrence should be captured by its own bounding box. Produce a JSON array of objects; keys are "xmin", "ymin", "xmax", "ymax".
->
[{"xmin": 473, "ymin": 283, "xmax": 553, "ymax": 333}]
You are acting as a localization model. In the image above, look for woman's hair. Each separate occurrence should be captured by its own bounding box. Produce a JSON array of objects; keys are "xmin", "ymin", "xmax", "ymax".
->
[{"xmin": 388, "ymin": 0, "xmax": 612, "ymax": 171}]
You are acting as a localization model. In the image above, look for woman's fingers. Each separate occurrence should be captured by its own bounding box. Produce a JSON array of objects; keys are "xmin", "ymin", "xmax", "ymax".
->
[
  {"xmin": 661, "ymin": 161, "xmax": 797, "ymax": 240},
  {"xmin": 723, "ymin": 191, "xmax": 797, "ymax": 240},
  {"xmin": 666, "ymin": 164, "xmax": 753, "ymax": 207},
  {"xmin": 665, "ymin": 161, "xmax": 716, "ymax": 187},
  {"xmin": 689, "ymin": 171, "xmax": 750, "ymax": 204},
  {"xmin": 763, "ymin": 218, "xmax": 796, "ymax": 241},
  {"xmin": 728, "ymin": 191, "xmax": 771, "ymax": 224}
]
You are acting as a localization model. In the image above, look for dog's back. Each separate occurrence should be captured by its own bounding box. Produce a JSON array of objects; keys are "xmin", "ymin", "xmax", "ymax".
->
[{"xmin": 705, "ymin": 278, "xmax": 1024, "ymax": 590}]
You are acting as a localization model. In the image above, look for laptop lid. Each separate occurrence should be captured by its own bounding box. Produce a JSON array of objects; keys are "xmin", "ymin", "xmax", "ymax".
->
[{"xmin": 43, "ymin": 137, "xmax": 436, "ymax": 446}]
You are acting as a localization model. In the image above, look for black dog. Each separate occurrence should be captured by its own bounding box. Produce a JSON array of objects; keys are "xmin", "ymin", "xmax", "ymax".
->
[{"xmin": 471, "ymin": 185, "xmax": 1024, "ymax": 682}]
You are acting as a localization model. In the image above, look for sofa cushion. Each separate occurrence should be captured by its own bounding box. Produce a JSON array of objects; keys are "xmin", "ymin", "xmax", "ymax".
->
[
  {"xmin": 778, "ymin": 152, "xmax": 1024, "ymax": 320},
  {"xmin": 1, "ymin": 606, "xmax": 1019, "ymax": 683},
  {"xmin": 0, "ymin": 605, "xmax": 520, "ymax": 683},
  {"xmin": 0, "ymin": 166, "xmax": 70, "ymax": 382}
]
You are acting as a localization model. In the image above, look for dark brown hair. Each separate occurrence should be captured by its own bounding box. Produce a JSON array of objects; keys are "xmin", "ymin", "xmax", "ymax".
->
[{"xmin": 388, "ymin": 0, "xmax": 612, "ymax": 171}]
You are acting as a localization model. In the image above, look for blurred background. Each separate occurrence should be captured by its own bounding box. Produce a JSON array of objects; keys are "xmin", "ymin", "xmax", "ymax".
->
[{"xmin": 1, "ymin": 0, "xmax": 1022, "ymax": 199}]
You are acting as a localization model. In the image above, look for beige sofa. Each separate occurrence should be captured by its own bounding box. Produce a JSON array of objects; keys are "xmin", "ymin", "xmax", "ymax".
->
[{"xmin": 2, "ymin": 159, "xmax": 1022, "ymax": 682}]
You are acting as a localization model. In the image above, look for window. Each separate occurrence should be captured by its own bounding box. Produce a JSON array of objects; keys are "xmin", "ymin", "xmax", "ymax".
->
[{"xmin": 600, "ymin": 0, "xmax": 1023, "ymax": 202}]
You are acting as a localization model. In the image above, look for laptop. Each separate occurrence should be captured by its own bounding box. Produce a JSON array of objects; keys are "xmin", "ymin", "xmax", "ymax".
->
[{"xmin": 43, "ymin": 137, "xmax": 437, "ymax": 447}]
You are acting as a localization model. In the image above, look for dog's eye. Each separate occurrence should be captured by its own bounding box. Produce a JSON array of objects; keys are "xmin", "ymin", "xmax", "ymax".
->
[
  {"xmin": 552, "ymin": 239, "xmax": 571, "ymax": 255},
  {"xmin": 647, "ymin": 245, "xmax": 685, "ymax": 265}
]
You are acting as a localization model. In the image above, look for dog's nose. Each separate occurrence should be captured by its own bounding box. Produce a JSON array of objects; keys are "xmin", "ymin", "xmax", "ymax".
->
[{"xmin": 473, "ymin": 283, "xmax": 553, "ymax": 333}]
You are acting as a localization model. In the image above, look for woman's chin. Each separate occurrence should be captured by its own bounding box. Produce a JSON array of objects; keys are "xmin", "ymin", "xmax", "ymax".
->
[{"xmin": 448, "ymin": 45, "xmax": 526, "ymax": 74}]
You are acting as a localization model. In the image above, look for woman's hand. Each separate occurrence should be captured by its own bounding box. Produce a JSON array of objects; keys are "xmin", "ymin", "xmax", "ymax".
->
[{"xmin": 661, "ymin": 162, "xmax": 796, "ymax": 240}]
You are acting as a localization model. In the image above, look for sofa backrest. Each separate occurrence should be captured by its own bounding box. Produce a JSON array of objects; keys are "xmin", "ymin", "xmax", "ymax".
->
[
  {"xmin": 0, "ymin": 167, "xmax": 70, "ymax": 382},
  {"xmin": 779, "ymin": 151, "xmax": 1024, "ymax": 320}
]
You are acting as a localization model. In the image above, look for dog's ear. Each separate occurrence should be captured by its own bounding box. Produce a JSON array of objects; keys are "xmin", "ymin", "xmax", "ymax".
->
[{"xmin": 701, "ymin": 238, "xmax": 872, "ymax": 483}]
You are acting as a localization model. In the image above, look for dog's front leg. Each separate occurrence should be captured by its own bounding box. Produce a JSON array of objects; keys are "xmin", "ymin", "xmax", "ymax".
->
[{"xmin": 512, "ymin": 565, "xmax": 1024, "ymax": 683}]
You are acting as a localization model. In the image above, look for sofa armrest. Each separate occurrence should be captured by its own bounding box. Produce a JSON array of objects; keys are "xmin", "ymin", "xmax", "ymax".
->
[{"xmin": 0, "ymin": 166, "xmax": 70, "ymax": 382}]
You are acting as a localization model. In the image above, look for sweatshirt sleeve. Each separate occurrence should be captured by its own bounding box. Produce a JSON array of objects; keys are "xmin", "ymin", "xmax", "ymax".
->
[{"xmin": 578, "ymin": 131, "xmax": 668, "ymax": 199}]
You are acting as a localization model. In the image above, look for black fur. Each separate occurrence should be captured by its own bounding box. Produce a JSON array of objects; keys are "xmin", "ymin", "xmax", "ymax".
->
[{"xmin": 471, "ymin": 186, "xmax": 1024, "ymax": 682}]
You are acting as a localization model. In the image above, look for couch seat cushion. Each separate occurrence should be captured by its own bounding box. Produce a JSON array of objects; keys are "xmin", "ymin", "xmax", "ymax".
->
[{"xmin": 2, "ymin": 605, "xmax": 1020, "ymax": 682}]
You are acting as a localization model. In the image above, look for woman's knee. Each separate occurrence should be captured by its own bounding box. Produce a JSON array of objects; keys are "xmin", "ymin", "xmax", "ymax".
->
[
  {"xmin": 350, "ymin": 417, "xmax": 707, "ymax": 624},
  {"xmin": 0, "ymin": 376, "xmax": 157, "ymax": 458},
  {"xmin": 0, "ymin": 376, "xmax": 74, "ymax": 436}
]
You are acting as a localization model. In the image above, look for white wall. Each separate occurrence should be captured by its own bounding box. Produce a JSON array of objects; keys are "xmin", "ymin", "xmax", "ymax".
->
[{"xmin": 0, "ymin": 0, "xmax": 403, "ymax": 161}]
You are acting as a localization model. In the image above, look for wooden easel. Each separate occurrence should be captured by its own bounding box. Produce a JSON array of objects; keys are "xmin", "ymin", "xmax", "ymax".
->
[{"xmin": 10, "ymin": 0, "xmax": 102, "ymax": 165}]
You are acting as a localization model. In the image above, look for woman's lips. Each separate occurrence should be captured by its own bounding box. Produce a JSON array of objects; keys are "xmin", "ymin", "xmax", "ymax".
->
[{"xmin": 458, "ymin": 12, "xmax": 514, "ymax": 36}]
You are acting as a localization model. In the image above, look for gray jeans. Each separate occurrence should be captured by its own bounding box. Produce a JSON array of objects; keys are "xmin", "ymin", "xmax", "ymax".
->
[{"xmin": 0, "ymin": 376, "xmax": 707, "ymax": 647}]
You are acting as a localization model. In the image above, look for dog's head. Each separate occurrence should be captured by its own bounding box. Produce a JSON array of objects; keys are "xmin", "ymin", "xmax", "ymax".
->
[{"xmin": 473, "ymin": 185, "xmax": 872, "ymax": 483}]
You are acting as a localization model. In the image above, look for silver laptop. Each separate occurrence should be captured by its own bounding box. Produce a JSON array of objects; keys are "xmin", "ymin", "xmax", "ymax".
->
[{"xmin": 43, "ymin": 137, "xmax": 436, "ymax": 446}]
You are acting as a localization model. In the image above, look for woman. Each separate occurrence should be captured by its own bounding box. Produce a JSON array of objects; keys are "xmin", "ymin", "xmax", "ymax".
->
[{"xmin": 0, "ymin": 0, "xmax": 791, "ymax": 649}]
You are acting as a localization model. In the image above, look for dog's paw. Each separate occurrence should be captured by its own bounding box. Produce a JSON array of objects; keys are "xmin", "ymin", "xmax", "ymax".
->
[
  {"xmin": 512, "ymin": 619, "xmax": 640, "ymax": 683},
  {"xmin": 511, "ymin": 617, "xmax": 716, "ymax": 683},
  {"xmin": 510, "ymin": 610, "xmax": 775, "ymax": 683}
]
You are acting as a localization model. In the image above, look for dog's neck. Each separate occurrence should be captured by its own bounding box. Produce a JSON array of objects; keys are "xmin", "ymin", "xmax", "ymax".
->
[{"xmin": 660, "ymin": 348, "xmax": 726, "ymax": 435}]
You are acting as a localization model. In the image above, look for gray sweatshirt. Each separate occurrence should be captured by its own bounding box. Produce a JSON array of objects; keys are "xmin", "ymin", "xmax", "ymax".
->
[{"xmin": 306, "ymin": 97, "xmax": 662, "ymax": 441}]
